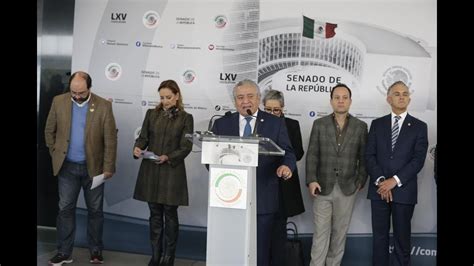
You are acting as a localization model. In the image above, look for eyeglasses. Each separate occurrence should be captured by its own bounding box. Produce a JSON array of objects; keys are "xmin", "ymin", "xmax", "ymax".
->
[{"xmin": 264, "ymin": 107, "xmax": 283, "ymax": 115}]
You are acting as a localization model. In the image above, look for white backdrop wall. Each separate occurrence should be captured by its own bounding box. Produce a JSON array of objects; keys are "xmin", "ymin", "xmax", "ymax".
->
[{"xmin": 73, "ymin": 0, "xmax": 437, "ymax": 235}]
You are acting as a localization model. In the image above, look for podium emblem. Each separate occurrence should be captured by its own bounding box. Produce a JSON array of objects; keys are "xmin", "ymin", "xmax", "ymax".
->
[{"xmin": 210, "ymin": 168, "xmax": 248, "ymax": 209}]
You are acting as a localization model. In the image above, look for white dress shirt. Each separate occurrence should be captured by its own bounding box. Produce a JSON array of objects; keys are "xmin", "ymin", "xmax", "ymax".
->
[
  {"xmin": 375, "ymin": 111, "xmax": 409, "ymax": 187},
  {"xmin": 239, "ymin": 110, "xmax": 258, "ymax": 137}
]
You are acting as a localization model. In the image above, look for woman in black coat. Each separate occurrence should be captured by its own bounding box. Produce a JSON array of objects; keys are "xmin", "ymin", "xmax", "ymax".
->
[
  {"xmin": 262, "ymin": 89, "xmax": 305, "ymax": 266},
  {"xmin": 133, "ymin": 80, "xmax": 194, "ymax": 266}
]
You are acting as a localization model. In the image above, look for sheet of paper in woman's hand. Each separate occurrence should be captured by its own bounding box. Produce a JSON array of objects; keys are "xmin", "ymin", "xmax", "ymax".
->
[{"xmin": 142, "ymin": 151, "xmax": 160, "ymax": 161}]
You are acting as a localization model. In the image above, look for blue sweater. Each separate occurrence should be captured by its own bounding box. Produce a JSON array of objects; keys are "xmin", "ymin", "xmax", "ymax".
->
[{"xmin": 66, "ymin": 102, "xmax": 89, "ymax": 162}]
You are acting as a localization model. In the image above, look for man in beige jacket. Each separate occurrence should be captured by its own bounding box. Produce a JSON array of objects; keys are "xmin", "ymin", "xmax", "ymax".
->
[{"xmin": 44, "ymin": 71, "xmax": 117, "ymax": 265}]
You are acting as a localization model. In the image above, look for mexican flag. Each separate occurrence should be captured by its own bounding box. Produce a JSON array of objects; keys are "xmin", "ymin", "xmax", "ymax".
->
[{"xmin": 302, "ymin": 16, "xmax": 337, "ymax": 39}]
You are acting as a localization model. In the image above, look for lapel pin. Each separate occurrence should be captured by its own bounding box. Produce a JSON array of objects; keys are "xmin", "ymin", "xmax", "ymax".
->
[
  {"xmin": 260, "ymin": 119, "xmax": 264, "ymax": 122},
  {"xmin": 90, "ymin": 103, "xmax": 95, "ymax": 112},
  {"xmin": 408, "ymin": 123, "xmax": 411, "ymax": 126}
]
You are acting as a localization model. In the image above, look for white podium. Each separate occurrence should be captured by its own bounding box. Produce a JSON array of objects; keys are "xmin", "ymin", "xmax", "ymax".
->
[{"xmin": 186, "ymin": 132, "xmax": 285, "ymax": 266}]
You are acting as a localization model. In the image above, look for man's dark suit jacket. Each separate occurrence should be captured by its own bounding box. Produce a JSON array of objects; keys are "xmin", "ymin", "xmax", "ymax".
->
[
  {"xmin": 366, "ymin": 114, "xmax": 428, "ymax": 205},
  {"xmin": 281, "ymin": 117, "xmax": 305, "ymax": 217},
  {"xmin": 212, "ymin": 110, "xmax": 297, "ymax": 214}
]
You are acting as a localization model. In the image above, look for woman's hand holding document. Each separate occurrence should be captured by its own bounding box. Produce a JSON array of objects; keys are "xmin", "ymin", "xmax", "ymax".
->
[{"xmin": 141, "ymin": 151, "xmax": 161, "ymax": 162}]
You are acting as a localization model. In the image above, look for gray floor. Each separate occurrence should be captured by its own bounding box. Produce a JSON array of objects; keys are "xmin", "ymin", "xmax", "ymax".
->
[{"xmin": 37, "ymin": 227, "xmax": 206, "ymax": 266}]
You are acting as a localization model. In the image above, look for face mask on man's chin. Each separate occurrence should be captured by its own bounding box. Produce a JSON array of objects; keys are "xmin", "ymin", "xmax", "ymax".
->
[
  {"xmin": 71, "ymin": 94, "xmax": 90, "ymax": 105},
  {"xmin": 72, "ymin": 97, "xmax": 84, "ymax": 103}
]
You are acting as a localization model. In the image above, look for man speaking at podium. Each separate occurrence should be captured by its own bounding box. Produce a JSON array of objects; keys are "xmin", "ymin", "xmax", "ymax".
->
[{"xmin": 211, "ymin": 79, "xmax": 296, "ymax": 266}]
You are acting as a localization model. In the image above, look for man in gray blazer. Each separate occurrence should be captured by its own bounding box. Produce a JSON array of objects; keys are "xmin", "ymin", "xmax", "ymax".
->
[
  {"xmin": 306, "ymin": 83, "xmax": 368, "ymax": 266},
  {"xmin": 44, "ymin": 71, "xmax": 117, "ymax": 265}
]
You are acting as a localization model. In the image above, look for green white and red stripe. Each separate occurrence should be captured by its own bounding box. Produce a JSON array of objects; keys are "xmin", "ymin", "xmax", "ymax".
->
[{"xmin": 302, "ymin": 15, "xmax": 337, "ymax": 39}]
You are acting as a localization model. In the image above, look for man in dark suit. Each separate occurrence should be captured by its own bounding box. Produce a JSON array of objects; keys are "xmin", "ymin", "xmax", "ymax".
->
[
  {"xmin": 366, "ymin": 81, "xmax": 428, "ymax": 266},
  {"xmin": 306, "ymin": 83, "xmax": 368, "ymax": 266},
  {"xmin": 262, "ymin": 89, "xmax": 305, "ymax": 266},
  {"xmin": 212, "ymin": 79, "xmax": 296, "ymax": 266}
]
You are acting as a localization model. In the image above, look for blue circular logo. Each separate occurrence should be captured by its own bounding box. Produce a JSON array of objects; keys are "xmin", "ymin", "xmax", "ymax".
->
[{"xmin": 309, "ymin": 111, "xmax": 316, "ymax": 117}]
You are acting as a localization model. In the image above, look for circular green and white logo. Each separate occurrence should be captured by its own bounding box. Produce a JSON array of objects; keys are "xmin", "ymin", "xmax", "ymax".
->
[{"xmin": 214, "ymin": 173, "xmax": 242, "ymax": 203}]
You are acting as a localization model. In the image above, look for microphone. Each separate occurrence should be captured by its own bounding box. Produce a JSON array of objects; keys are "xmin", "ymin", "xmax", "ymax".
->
[
  {"xmin": 206, "ymin": 115, "xmax": 222, "ymax": 134},
  {"xmin": 246, "ymin": 109, "xmax": 259, "ymax": 137},
  {"xmin": 206, "ymin": 111, "xmax": 232, "ymax": 134}
]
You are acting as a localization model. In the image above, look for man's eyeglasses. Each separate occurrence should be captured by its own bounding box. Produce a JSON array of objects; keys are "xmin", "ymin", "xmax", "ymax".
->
[{"xmin": 264, "ymin": 107, "xmax": 282, "ymax": 114}]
